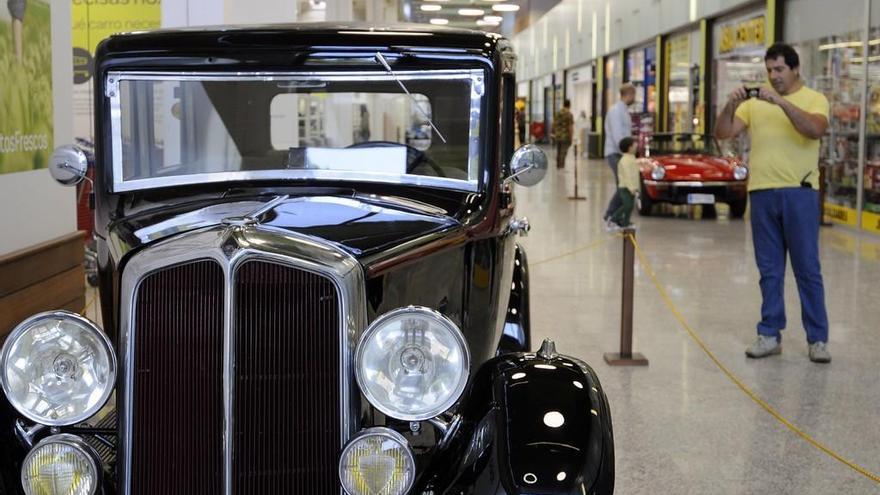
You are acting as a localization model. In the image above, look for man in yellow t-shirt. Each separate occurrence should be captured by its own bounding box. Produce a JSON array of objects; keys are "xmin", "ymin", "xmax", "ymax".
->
[{"xmin": 714, "ymin": 43, "xmax": 831, "ymax": 363}]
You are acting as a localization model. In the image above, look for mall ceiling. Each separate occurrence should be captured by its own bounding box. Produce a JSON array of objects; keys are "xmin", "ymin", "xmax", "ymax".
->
[
  {"xmin": 401, "ymin": 0, "xmax": 562, "ymax": 36},
  {"xmin": 298, "ymin": 0, "xmax": 561, "ymax": 36},
  {"xmin": 401, "ymin": 0, "xmax": 520, "ymax": 33}
]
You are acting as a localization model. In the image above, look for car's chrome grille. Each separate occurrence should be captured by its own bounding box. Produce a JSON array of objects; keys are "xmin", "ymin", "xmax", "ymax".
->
[
  {"xmin": 128, "ymin": 258, "xmax": 341, "ymax": 494},
  {"xmin": 233, "ymin": 260, "xmax": 341, "ymax": 493},
  {"xmin": 131, "ymin": 260, "xmax": 225, "ymax": 494}
]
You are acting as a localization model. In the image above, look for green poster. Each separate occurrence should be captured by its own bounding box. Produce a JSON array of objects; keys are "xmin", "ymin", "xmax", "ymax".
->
[{"xmin": 0, "ymin": 0, "xmax": 53, "ymax": 175}]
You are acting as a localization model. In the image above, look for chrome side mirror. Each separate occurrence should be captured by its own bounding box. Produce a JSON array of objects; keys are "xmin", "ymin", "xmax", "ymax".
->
[
  {"xmin": 49, "ymin": 145, "xmax": 89, "ymax": 186},
  {"xmin": 505, "ymin": 144, "xmax": 547, "ymax": 187}
]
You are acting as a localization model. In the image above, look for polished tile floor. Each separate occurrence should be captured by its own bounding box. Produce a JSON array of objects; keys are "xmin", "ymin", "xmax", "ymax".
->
[
  {"xmin": 515, "ymin": 148, "xmax": 880, "ymax": 494},
  {"xmin": 77, "ymin": 151, "xmax": 880, "ymax": 493}
]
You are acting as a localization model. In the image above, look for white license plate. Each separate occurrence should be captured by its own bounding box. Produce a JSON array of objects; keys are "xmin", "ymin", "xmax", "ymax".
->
[{"xmin": 687, "ymin": 193, "xmax": 715, "ymax": 204}]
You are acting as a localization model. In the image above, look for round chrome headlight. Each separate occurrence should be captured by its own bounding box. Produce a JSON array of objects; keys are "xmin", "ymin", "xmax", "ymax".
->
[
  {"xmin": 339, "ymin": 427, "xmax": 415, "ymax": 495},
  {"xmin": 21, "ymin": 434, "xmax": 99, "ymax": 495},
  {"xmin": 651, "ymin": 166, "xmax": 666, "ymax": 181},
  {"xmin": 1, "ymin": 311, "xmax": 116, "ymax": 426},
  {"xmin": 733, "ymin": 165, "xmax": 749, "ymax": 181},
  {"xmin": 355, "ymin": 306, "xmax": 470, "ymax": 421}
]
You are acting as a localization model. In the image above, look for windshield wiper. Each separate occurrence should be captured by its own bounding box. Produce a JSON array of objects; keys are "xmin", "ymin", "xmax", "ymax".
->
[{"xmin": 374, "ymin": 52, "xmax": 447, "ymax": 144}]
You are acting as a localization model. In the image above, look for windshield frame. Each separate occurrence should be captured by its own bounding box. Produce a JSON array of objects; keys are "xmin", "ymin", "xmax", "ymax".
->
[
  {"xmin": 645, "ymin": 133, "xmax": 722, "ymax": 157},
  {"xmin": 106, "ymin": 69, "xmax": 485, "ymax": 193}
]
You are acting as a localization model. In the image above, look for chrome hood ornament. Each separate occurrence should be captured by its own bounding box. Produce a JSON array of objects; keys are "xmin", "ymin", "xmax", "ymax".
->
[{"xmin": 221, "ymin": 195, "xmax": 289, "ymax": 227}]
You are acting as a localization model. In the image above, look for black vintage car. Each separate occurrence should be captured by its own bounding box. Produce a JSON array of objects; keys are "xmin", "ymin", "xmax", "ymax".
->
[{"xmin": 0, "ymin": 24, "xmax": 614, "ymax": 495}]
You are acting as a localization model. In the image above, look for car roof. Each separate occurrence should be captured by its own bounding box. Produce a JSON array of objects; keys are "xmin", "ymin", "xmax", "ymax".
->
[{"xmin": 99, "ymin": 22, "xmax": 507, "ymax": 56}]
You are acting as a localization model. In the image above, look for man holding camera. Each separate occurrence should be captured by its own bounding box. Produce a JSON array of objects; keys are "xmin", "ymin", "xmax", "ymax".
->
[{"xmin": 714, "ymin": 43, "xmax": 832, "ymax": 363}]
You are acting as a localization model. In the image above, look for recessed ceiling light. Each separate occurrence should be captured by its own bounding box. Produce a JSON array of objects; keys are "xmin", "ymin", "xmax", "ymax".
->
[
  {"xmin": 459, "ymin": 8, "xmax": 485, "ymax": 15},
  {"xmin": 492, "ymin": 3, "xmax": 519, "ymax": 11},
  {"xmin": 476, "ymin": 19, "xmax": 500, "ymax": 26},
  {"xmin": 484, "ymin": 15, "xmax": 503, "ymax": 22},
  {"xmin": 421, "ymin": 4, "xmax": 442, "ymax": 11},
  {"xmin": 429, "ymin": 18, "xmax": 449, "ymax": 25}
]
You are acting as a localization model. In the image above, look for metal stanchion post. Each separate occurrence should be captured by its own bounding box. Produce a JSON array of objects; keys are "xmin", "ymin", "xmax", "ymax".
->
[
  {"xmin": 568, "ymin": 142, "xmax": 586, "ymax": 201},
  {"xmin": 604, "ymin": 229, "xmax": 649, "ymax": 366}
]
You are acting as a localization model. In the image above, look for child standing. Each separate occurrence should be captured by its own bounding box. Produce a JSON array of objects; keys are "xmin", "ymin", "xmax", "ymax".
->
[{"xmin": 607, "ymin": 137, "xmax": 639, "ymax": 230}]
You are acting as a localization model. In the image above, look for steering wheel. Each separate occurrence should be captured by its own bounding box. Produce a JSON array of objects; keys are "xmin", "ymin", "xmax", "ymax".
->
[{"xmin": 346, "ymin": 141, "xmax": 446, "ymax": 177}]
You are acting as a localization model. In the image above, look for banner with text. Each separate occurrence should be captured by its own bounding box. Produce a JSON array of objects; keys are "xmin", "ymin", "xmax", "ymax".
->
[
  {"xmin": 72, "ymin": 0, "xmax": 161, "ymax": 142},
  {"xmin": 0, "ymin": 0, "xmax": 53, "ymax": 175}
]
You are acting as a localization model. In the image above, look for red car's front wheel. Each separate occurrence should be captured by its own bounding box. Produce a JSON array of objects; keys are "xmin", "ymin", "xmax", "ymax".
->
[{"xmin": 638, "ymin": 180, "xmax": 654, "ymax": 216}]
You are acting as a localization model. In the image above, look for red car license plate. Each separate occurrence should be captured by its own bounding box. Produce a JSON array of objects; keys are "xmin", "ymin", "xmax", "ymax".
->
[{"xmin": 687, "ymin": 193, "xmax": 715, "ymax": 204}]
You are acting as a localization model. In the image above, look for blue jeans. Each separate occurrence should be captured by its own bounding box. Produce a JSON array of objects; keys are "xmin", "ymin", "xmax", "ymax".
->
[
  {"xmin": 750, "ymin": 188, "xmax": 829, "ymax": 343},
  {"xmin": 603, "ymin": 153, "xmax": 622, "ymax": 219}
]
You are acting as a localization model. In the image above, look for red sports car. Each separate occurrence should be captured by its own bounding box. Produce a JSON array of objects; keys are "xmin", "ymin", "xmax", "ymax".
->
[{"xmin": 637, "ymin": 133, "xmax": 749, "ymax": 218}]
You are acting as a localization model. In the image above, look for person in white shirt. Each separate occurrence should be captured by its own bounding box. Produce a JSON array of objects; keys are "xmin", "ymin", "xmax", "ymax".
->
[{"xmin": 603, "ymin": 84, "xmax": 636, "ymax": 224}]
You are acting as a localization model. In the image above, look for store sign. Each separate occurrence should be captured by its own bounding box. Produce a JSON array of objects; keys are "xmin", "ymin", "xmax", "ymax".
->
[
  {"xmin": 668, "ymin": 35, "xmax": 690, "ymax": 66},
  {"xmin": 719, "ymin": 15, "xmax": 765, "ymax": 55},
  {"xmin": 823, "ymin": 203, "xmax": 857, "ymax": 226},
  {"xmin": 0, "ymin": 0, "xmax": 53, "ymax": 175}
]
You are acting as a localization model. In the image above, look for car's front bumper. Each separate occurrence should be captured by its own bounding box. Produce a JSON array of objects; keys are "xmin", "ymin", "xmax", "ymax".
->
[{"xmin": 643, "ymin": 180, "xmax": 748, "ymax": 204}]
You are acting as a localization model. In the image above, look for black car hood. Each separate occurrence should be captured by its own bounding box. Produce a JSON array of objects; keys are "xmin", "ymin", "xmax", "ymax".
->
[{"xmin": 110, "ymin": 195, "xmax": 462, "ymax": 260}]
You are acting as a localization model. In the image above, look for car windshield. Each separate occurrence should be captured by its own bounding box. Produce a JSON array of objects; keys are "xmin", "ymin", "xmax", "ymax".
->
[
  {"xmin": 647, "ymin": 134, "xmax": 720, "ymax": 156},
  {"xmin": 108, "ymin": 70, "xmax": 484, "ymax": 192}
]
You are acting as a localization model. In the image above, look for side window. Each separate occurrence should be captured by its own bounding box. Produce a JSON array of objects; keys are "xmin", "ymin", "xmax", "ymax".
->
[{"xmin": 501, "ymin": 74, "xmax": 516, "ymax": 169}]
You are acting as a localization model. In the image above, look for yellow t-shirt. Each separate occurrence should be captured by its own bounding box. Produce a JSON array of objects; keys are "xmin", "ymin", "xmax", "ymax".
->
[
  {"xmin": 734, "ymin": 85, "xmax": 829, "ymax": 192},
  {"xmin": 617, "ymin": 152, "xmax": 640, "ymax": 194}
]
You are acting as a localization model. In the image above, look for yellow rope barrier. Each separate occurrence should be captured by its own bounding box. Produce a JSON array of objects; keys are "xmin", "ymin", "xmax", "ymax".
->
[
  {"xmin": 625, "ymin": 232, "xmax": 880, "ymax": 485},
  {"xmin": 530, "ymin": 233, "xmax": 622, "ymax": 267}
]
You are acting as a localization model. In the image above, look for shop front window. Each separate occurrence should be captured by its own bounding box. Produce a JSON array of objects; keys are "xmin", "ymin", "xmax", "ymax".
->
[
  {"xmin": 789, "ymin": 0, "xmax": 867, "ymax": 226},
  {"xmin": 797, "ymin": 32, "xmax": 864, "ymax": 220},
  {"xmin": 626, "ymin": 45, "xmax": 656, "ymax": 154},
  {"xmin": 666, "ymin": 31, "xmax": 700, "ymax": 134},
  {"xmin": 712, "ymin": 11, "xmax": 767, "ymax": 159},
  {"xmin": 865, "ymin": 4, "xmax": 880, "ymax": 233},
  {"xmin": 605, "ymin": 55, "xmax": 622, "ymax": 114}
]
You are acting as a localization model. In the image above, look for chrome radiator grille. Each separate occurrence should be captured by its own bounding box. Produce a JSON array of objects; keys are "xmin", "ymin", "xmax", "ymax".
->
[
  {"xmin": 129, "ymin": 258, "xmax": 341, "ymax": 494},
  {"xmin": 131, "ymin": 260, "xmax": 224, "ymax": 494},
  {"xmin": 233, "ymin": 260, "xmax": 341, "ymax": 493}
]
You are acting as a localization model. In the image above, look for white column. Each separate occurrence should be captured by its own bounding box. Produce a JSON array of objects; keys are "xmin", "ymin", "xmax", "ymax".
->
[
  {"xmin": 163, "ymin": 0, "xmax": 297, "ymax": 28},
  {"xmin": 225, "ymin": 0, "xmax": 298, "ymax": 25},
  {"xmin": 325, "ymin": 0, "xmax": 354, "ymax": 22},
  {"xmin": 365, "ymin": 0, "xmax": 397, "ymax": 23},
  {"xmin": 162, "ymin": 0, "xmax": 224, "ymax": 28}
]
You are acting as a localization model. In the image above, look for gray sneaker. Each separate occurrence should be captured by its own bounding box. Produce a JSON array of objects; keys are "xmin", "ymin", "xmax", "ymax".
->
[
  {"xmin": 745, "ymin": 335, "xmax": 782, "ymax": 358},
  {"xmin": 808, "ymin": 342, "xmax": 831, "ymax": 363}
]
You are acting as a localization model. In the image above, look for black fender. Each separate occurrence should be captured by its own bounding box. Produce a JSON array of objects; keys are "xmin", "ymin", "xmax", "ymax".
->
[
  {"xmin": 415, "ymin": 342, "xmax": 614, "ymax": 494},
  {"xmin": 499, "ymin": 243, "xmax": 531, "ymax": 354},
  {"xmin": 0, "ymin": 398, "xmax": 26, "ymax": 495}
]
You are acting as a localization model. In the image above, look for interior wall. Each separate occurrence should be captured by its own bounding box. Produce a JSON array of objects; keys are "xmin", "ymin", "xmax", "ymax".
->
[{"xmin": 0, "ymin": 1, "xmax": 75, "ymax": 256}]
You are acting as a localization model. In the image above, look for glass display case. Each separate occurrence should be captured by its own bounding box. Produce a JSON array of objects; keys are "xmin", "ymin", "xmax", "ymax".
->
[
  {"xmin": 798, "ymin": 31, "xmax": 865, "ymax": 220},
  {"xmin": 864, "ymin": 18, "xmax": 880, "ymax": 232}
]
